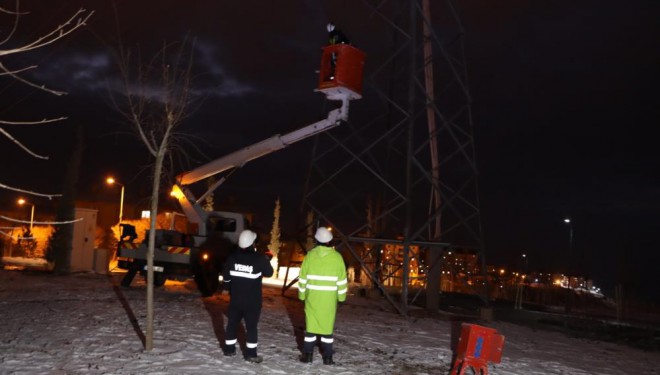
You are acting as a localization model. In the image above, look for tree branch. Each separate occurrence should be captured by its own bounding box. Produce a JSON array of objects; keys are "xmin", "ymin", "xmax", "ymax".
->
[
  {"xmin": 0, "ymin": 215, "xmax": 83, "ymax": 225},
  {"xmin": 0, "ymin": 1, "xmax": 92, "ymax": 203},
  {"xmin": 0, "ymin": 0, "xmax": 25, "ymax": 46},
  {"xmin": 0, "ymin": 182, "xmax": 61, "ymax": 198},
  {"xmin": 0, "ymin": 117, "xmax": 67, "ymax": 125},
  {"xmin": 0, "ymin": 8, "xmax": 94, "ymax": 57},
  {"xmin": 0, "ymin": 62, "xmax": 67, "ymax": 96},
  {"xmin": 0, "ymin": 62, "xmax": 37, "ymax": 76},
  {"xmin": 0, "ymin": 127, "xmax": 49, "ymax": 159}
]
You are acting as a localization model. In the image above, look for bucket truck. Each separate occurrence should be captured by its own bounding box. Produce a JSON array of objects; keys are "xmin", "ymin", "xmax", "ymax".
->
[{"xmin": 116, "ymin": 42, "xmax": 366, "ymax": 296}]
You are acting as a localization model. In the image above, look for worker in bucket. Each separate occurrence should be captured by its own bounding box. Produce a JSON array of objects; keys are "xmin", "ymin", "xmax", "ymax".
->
[
  {"xmin": 327, "ymin": 21, "xmax": 350, "ymax": 45},
  {"xmin": 298, "ymin": 226, "xmax": 347, "ymax": 365},
  {"xmin": 326, "ymin": 22, "xmax": 351, "ymax": 80},
  {"xmin": 222, "ymin": 229, "xmax": 274, "ymax": 363}
]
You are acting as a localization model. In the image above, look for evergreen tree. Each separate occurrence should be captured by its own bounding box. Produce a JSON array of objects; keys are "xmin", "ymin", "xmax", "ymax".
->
[
  {"xmin": 268, "ymin": 197, "xmax": 282, "ymax": 275},
  {"xmin": 203, "ymin": 176, "xmax": 216, "ymax": 212}
]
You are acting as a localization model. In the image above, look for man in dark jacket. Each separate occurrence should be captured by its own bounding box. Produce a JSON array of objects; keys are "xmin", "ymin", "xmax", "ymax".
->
[
  {"xmin": 326, "ymin": 22, "xmax": 351, "ymax": 80},
  {"xmin": 222, "ymin": 229, "xmax": 274, "ymax": 363},
  {"xmin": 327, "ymin": 22, "xmax": 350, "ymax": 45}
]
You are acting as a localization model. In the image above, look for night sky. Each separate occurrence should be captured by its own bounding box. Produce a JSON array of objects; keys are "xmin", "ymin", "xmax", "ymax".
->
[{"xmin": 2, "ymin": 1, "xmax": 659, "ymax": 303}]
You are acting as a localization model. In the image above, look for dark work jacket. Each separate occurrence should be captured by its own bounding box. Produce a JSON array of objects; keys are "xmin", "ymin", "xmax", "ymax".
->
[
  {"xmin": 222, "ymin": 247, "xmax": 274, "ymax": 309},
  {"xmin": 329, "ymin": 29, "xmax": 350, "ymax": 45}
]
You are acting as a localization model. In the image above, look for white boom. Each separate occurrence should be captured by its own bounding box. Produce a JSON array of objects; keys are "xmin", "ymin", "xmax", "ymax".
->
[{"xmin": 172, "ymin": 96, "xmax": 351, "ymax": 232}]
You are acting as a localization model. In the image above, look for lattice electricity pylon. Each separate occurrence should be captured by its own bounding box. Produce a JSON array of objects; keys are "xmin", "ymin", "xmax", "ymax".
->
[{"xmin": 289, "ymin": 0, "xmax": 487, "ymax": 315}]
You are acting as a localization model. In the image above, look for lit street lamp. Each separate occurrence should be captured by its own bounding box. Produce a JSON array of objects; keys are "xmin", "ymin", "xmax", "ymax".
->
[
  {"xmin": 563, "ymin": 217, "xmax": 574, "ymax": 314},
  {"xmin": 106, "ymin": 177, "xmax": 125, "ymax": 224},
  {"xmin": 564, "ymin": 218, "xmax": 573, "ymax": 253},
  {"xmin": 515, "ymin": 253, "xmax": 528, "ymax": 310},
  {"xmin": 17, "ymin": 198, "xmax": 35, "ymax": 231},
  {"xmin": 564, "ymin": 217, "xmax": 574, "ymax": 275}
]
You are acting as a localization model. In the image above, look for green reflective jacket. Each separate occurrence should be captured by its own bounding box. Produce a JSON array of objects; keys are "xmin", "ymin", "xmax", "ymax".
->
[{"xmin": 298, "ymin": 245, "xmax": 347, "ymax": 335}]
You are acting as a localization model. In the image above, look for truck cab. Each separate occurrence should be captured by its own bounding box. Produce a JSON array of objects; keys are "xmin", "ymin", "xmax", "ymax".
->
[{"xmin": 117, "ymin": 211, "xmax": 248, "ymax": 296}]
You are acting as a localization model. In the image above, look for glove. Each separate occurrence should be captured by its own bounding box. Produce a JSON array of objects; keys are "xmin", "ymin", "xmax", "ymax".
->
[
  {"xmin": 263, "ymin": 250, "xmax": 274, "ymax": 261},
  {"xmin": 221, "ymin": 281, "xmax": 231, "ymax": 295}
]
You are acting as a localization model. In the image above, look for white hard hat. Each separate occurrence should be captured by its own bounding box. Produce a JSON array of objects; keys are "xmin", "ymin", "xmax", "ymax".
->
[
  {"xmin": 314, "ymin": 227, "xmax": 333, "ymax": 244},
  {"xmin": 238, "ymin": 230, "xmax": 257, "ymax": 248}
]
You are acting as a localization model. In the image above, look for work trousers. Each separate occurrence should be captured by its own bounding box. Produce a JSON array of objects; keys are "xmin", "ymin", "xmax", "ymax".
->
[
  {"xmin": 303, "ymin": 332, "xmax": 334, "ymax": 357},
  {"xmin": 225, "ymin": 304, "xmax": 261, "ymax": 357}
]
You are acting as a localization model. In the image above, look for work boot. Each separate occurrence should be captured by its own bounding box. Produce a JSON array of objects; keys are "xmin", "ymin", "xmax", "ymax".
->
[
  {"xmin": 245, "ymin": 355, "xmax": 263, "ymax": 363},
  {"xmin": 222, "ymin": 346, "xmax": 236, "ymax": 357},
  {"xmin": 323, "ymin": 355, "xmax": 335, "ymax": 365},
  {"xmin": 299, "ymin": 352, "xmax": 313, "ymax": 363}
]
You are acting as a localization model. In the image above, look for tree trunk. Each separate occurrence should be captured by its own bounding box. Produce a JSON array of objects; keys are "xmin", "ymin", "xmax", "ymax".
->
[
  {"xmin": 145, "ymin": 146, "xmax": 166, "ymax": 351},
  {"xmin": 51, "ymin": 124, "xmax": 83, "ymax": 275}
]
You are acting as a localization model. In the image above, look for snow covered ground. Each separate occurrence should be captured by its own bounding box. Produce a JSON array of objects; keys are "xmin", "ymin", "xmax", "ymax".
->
[{"xmin": 0, "ymin": 267, "xmax": 659, "ymax": 375}]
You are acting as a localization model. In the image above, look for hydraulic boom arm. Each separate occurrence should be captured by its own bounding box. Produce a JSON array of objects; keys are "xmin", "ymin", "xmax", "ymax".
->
[{"xmin": 172, "ymin": 97, "xmax": 351, "ymax": 231}]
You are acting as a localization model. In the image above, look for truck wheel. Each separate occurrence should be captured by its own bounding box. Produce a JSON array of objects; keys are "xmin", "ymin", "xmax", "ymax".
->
[
  {"xmin": 153, "ymin": 272, "xmax": 167, "ymax": 287},
  {"xmin": 195, "ymin": 268, "xmax": 219, "ymax": 297},
  {"xmin": 206, "ymin": 269, "xmax": 220, "ymax": 294}
]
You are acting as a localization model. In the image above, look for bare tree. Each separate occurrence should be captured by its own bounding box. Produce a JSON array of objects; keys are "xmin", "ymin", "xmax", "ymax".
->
[
  {"xmin": 112, "ymin": 38, "xmax": 195, "ymax": 351},
  {"xmin": 0, "ymin": 2, "xmax": 92, "ymax": 265},
  {"xmin": 0, "ymin": 2, "xmax": 93, "ymax": 198}
]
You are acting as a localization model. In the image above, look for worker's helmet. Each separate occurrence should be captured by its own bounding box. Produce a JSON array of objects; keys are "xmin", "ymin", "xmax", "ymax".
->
[
  {"xmin": 314, "ymin": 227, "xmax": 333, "ymax": 244},
  {"xmin": 327, "ymin": 22, "xmax": 335, "ymax": 33},
  {"xmin": 238, "ymin": 230, "xmax": 257, "ymax": 249}
]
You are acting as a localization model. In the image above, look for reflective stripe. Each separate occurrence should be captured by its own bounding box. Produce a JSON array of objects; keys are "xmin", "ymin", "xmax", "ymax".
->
[
  {"xmin": 308, "ymin": 275, "xmax": 338, "ymax": 281},
  {"xmin": 337, "ymin": 278, "xmax": 347, "ymax": 285},
  {"xmin": 307, "ymin": 285, "xmax": 337, "ymax": 291},
  {"xmin": 166, "ymin": 246, "xmax": 190, "ymax": 255},
  {"xmin": 298, "ymin": 287, "xmax": 306, "ymax": 292},
  {"xmin": 225, "ymin": 339, "xmax": 237, "ymax": 345},
  {"xmin": 229, "ymin": 270, "xmax": 262, "ymax": 279},
  {"xmin": 246, "ymin": 342, "xmax": 258, "ymax": 348},
  {"xmin": 298, "ymin": 278, "xmax": 307, "ymax": 283},
  {"xmin": 338, "ymin": 288, "xmax": 347, "ymax": 295},
  {"xmin": 320, "ymin": 337, "xmax": 334, "ymax": 343},
  {"xmin": 304, "ymin": 336, "xmax": 317, "ymax": 342}
]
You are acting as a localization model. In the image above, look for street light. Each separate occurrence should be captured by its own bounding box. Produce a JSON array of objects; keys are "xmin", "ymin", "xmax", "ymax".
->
[
  {"xmin": 515, "ymin": 253, "xmax": 528, "ymax": 310},
  {"xmin": 106, "ymin": 177, "xmax": 125, "ymax": 224},
  {"xmin": 17, "ymin": 198, "xmax": 35, "ymax": 231},
  {"xmin": 564, "ymin": 217, "xmax": 574, "ymax": 267},
  {"xmin": 563, "ymin": 217, "xmax": 574, "ymax": 315}
]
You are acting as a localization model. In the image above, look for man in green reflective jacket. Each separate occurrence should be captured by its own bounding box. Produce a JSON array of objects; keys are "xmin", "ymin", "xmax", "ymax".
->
[{"xmin": 298, "ymin": 226, "xmax": 347, "ymax": 365}]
